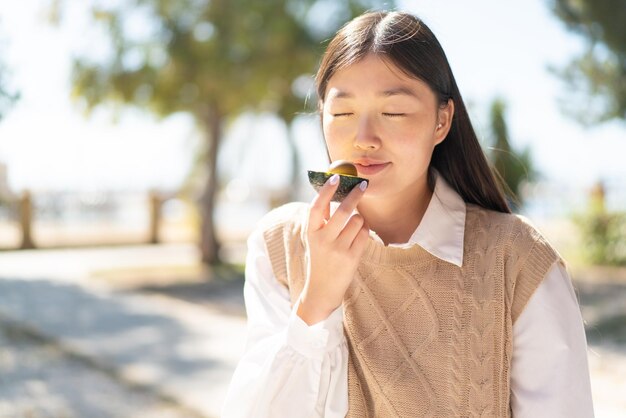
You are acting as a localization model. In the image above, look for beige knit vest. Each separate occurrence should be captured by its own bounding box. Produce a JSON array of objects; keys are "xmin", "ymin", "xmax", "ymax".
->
[{"xmin": 260, "ymin": 202, "xmax": 561, "ymax": 418}]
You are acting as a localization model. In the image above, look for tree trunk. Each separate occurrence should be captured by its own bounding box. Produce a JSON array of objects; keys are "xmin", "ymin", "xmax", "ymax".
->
[
  {"xmin": 19, "ymin": 190, "xmax": 35, "ymax": 249},
  {"xmin": 199, "ymin": 106, "xmax": 222, "ymax": 265},
  {"xmin": 148, "ymin": 190, "xmax": 161, "ymax": 244}
]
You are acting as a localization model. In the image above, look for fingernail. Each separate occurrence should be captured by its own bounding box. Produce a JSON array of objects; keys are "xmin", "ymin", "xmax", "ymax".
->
[
  {"xmin": 359, "ymin": 181, "xmax": 368, "ymax": 191},
  {"xmin": 329, "ymin": 174, "xmax": 339, "ymax": 185}
]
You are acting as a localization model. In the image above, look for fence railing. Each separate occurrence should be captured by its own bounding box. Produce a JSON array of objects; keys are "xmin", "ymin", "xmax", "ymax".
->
[
  {"xmin": 3, "ymin": 180, "xmax": 624, "ymax": 258},
  {"xmin": 0, "ymin": 190, "xmax": 197, "ymax": 250}
]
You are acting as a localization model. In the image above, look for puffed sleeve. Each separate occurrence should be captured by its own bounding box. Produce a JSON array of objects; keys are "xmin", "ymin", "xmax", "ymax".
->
[
  {"xmin": 510, "ymin": 261, "xmax": 594, "ymax": 417},
  {"xmin": 221, "ymin": 226, "xmax": 349, "ymax": 418}
]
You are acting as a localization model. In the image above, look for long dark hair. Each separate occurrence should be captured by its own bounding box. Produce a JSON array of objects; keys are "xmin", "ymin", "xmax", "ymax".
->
[{"xmin": 315, "ymin": 11, "xmax": 511, "ymax": 214}]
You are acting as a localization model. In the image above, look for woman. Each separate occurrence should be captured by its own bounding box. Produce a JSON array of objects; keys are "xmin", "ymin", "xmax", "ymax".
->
[{"xmin": 222, "ymin": 10, "xmax": 594, "ymax": 418}]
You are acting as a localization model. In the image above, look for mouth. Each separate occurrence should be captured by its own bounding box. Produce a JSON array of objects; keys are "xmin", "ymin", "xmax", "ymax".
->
[{"xmin": 354, "ymin": 162, "xmax": 390, "ymax": 176}]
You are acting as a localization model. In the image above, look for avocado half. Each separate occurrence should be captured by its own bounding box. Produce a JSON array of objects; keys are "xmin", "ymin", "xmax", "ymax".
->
[{"xmin": 307, "ymin": 170, "xmax": 369, "ymax": 202}]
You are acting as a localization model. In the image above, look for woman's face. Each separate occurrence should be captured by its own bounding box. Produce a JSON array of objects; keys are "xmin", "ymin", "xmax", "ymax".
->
[{"xmin": 322, "ymin": 54, "xmax": 452, "ymax": 200}]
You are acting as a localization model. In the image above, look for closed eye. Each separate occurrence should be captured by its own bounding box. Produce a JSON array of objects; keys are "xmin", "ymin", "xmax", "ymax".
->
[
  {"xmin": 332, "ymin": 113, "xmax": 353, "ymax": 117},
  {"xmin": 382, "ymin": 113, "xmax": 406, "ymax": 118}
]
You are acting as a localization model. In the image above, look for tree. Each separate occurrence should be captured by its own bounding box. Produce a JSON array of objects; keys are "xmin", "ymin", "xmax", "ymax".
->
[
  {"xmin": 488, "ymin": 98, "xmax": 535, "ymax": 211},
  {"xmin": 50, "ymin": 0, "xmax": 394, "ymax": 264},
  {"xmin": 549, "ymin": 0, "xmax": 626, "ymax": 123},
  {"xmin": 573, "ymin": 181, "xmax": 626, "ymax": 266},
  {"xmin": 0, "ymin": 78, "xmax": 12, "ymax": 121},
  {"xmin": 0, "ymin": 48, "xmax": 18, "ymax": 121},
  {"xmin": 0, "ymin": 49, "xmax": 19, "ymax": 206}
]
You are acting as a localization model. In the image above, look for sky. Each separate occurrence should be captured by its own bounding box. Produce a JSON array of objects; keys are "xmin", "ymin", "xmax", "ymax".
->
[{"xmin": 0, "ymin": 0, "xmax": 625, "ymax": 198}]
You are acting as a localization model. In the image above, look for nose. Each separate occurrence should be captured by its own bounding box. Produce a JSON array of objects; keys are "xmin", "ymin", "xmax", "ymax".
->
[{"xmin": 353, "ymin": 115, "xmax": 380, "ymax": 150}]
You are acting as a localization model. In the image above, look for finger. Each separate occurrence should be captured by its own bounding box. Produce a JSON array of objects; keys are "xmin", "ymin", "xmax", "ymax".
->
[
  {"xmin": 349, "ymin": 225, "xmax": 371, "ymax": 255},
  {"xmin": 325, "ymin": 180, "xmax": 368, "ymax": 236},
  {"xmin": 336, "ymin": 213, "xmax": 365, "ymax": 247},
  {"xmin": 308, "ymin": 174, "xmax": 340, "ymax": 230}
]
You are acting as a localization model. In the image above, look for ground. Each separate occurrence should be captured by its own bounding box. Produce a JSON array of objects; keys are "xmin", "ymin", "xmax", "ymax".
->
[
  {"xmin": 0, "ymin": 245, "xmax": 624, "ymax": 417},
  {"xmin": 0, "ymin": 320, "xmax": 198, "ymax": 418}
]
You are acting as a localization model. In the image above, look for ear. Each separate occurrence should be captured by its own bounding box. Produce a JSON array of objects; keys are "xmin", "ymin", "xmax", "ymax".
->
[{"xmin": 434, "ymin": 99, "xmax": 454, "ymax": 145}]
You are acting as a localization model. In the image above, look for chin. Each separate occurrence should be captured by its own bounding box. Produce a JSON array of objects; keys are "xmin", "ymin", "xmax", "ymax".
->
[{"xmin": 361, "ymin": 183, "xmax": 387, "ymax": 199}]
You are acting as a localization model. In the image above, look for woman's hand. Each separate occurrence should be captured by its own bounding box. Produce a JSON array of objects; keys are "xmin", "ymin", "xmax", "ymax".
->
[{"xmin": 297, "ymin": 174, "xmax": 370, "ymax": 325}]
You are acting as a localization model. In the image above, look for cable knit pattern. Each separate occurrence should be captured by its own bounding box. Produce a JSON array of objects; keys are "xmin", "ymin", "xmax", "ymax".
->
[{"xmin": 260, "ymin": 202, "xmax": 560, "ymax": 417}]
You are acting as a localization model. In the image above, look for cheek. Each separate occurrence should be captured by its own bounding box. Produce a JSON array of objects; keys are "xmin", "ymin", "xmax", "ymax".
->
[
  {"xmin": 322, "ymin": 120, "xmax": 341, "ymax": 159},
  {"xmin": 323, "ymin": 119, "xmax": 353, "ymax": 147},
  {"xmin": 394, "ymin": 134, "xmax": 437, "ymax": 163}
]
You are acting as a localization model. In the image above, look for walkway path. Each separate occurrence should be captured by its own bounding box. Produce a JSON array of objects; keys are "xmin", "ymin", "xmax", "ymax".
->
[
  {"xmin": 0, "ymin": 244, "xmax": 246, "ymax": 418},
  {"xmin": 1, "ymin": 244, "xmax": 625, "ymax": 417}
]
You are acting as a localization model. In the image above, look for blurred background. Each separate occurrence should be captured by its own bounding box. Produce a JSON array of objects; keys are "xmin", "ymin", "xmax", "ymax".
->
[{"xmin": 0, "ymin": 0, "xmax": 624, "ymax": 417}]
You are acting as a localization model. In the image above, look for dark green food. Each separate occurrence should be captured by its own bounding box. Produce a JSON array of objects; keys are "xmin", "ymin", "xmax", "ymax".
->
[{"xmin": 307, "ymin": 170, "xmax": 369, "ymax": 202}]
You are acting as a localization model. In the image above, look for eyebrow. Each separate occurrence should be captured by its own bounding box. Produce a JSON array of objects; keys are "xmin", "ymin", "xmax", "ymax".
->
[{"xmin": 331, "ymin": 86, "xmax": 419, "ymax": 99}]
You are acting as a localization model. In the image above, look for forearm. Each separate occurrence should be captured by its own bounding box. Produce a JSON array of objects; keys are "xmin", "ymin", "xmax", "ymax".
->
[{"xmin": 222, "ymin": 304, "xmax": 348, "ymax": 418}]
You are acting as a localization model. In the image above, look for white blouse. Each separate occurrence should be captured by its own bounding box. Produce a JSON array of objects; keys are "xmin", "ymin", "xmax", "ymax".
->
[{"xmin": 222, "ymin": 176, "xmax": 594, "ymax": 418}]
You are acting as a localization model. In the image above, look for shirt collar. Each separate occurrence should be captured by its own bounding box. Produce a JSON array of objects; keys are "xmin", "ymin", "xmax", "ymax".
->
[{"xmin": 364, "ymin": 171, "xmax": 466, "ymax": 267}]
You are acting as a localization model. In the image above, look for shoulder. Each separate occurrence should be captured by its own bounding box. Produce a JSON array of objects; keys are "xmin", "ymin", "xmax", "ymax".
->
[
  {"xmin": 465, "ymin": 203, "xmax": 524, "ymax": 228},
  {"xmin": 250, "ymin": 202, "xmax": 309, "ymax": 289},
  {"xmin": 252, "ymin": 202, "xmax": 309, "ymax": 253},
  {"xmin": 466, "ymin": 205, "xmax": 562, "ymax": 322},
  {"xmin": 255, "ymin": 202, "xmax": 309, "ymax": 232},
  {"xmin": 465, "ymin": 203, "xmax": 561, "ymax": 271},
  {"xmin": 465, "ymin": 203, "xmax": 554, "ymax": 249}
]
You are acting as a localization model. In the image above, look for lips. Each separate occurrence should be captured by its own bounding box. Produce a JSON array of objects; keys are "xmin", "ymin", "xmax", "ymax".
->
[{"xmin": 353, "ymin": 159, "xmax": 391, "ymax": 176}]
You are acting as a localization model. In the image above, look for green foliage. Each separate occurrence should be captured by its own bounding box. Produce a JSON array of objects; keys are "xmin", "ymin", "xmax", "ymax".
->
[
  {"xmin": 0, "ymin": 68, "xmax": 17, "ymax": 122},
  {"xmin": 549, "ymin": 0, "xmax": 626, "ymax": 123},
  {"xmin": 573, "ymin": 191, "xmax": 626, "ymax": 266},
  {"xmin": 0, "ymin": 32, "xmax": 19, "ymax": 121},
  {"xmin": 487, "ymin": 98, "xmax": 536, "ymax": 211},
  {"xmin": 69, "ymin": 1, "xmax": 310, "ymax": 119},
  {"xmin": 58, "ymin": 0, "xmax": 394, "ymax": 122}
]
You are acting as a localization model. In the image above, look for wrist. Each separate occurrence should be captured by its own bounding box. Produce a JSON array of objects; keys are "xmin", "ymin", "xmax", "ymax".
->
[{"xmin": 296, "ymin": 292, "xmax": 340, "ymax": 325}]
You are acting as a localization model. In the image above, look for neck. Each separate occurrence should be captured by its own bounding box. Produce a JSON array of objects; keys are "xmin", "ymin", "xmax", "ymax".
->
[{"xmin": 357, "ymin": 179, "xmax": 433, "ymax": 246}]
